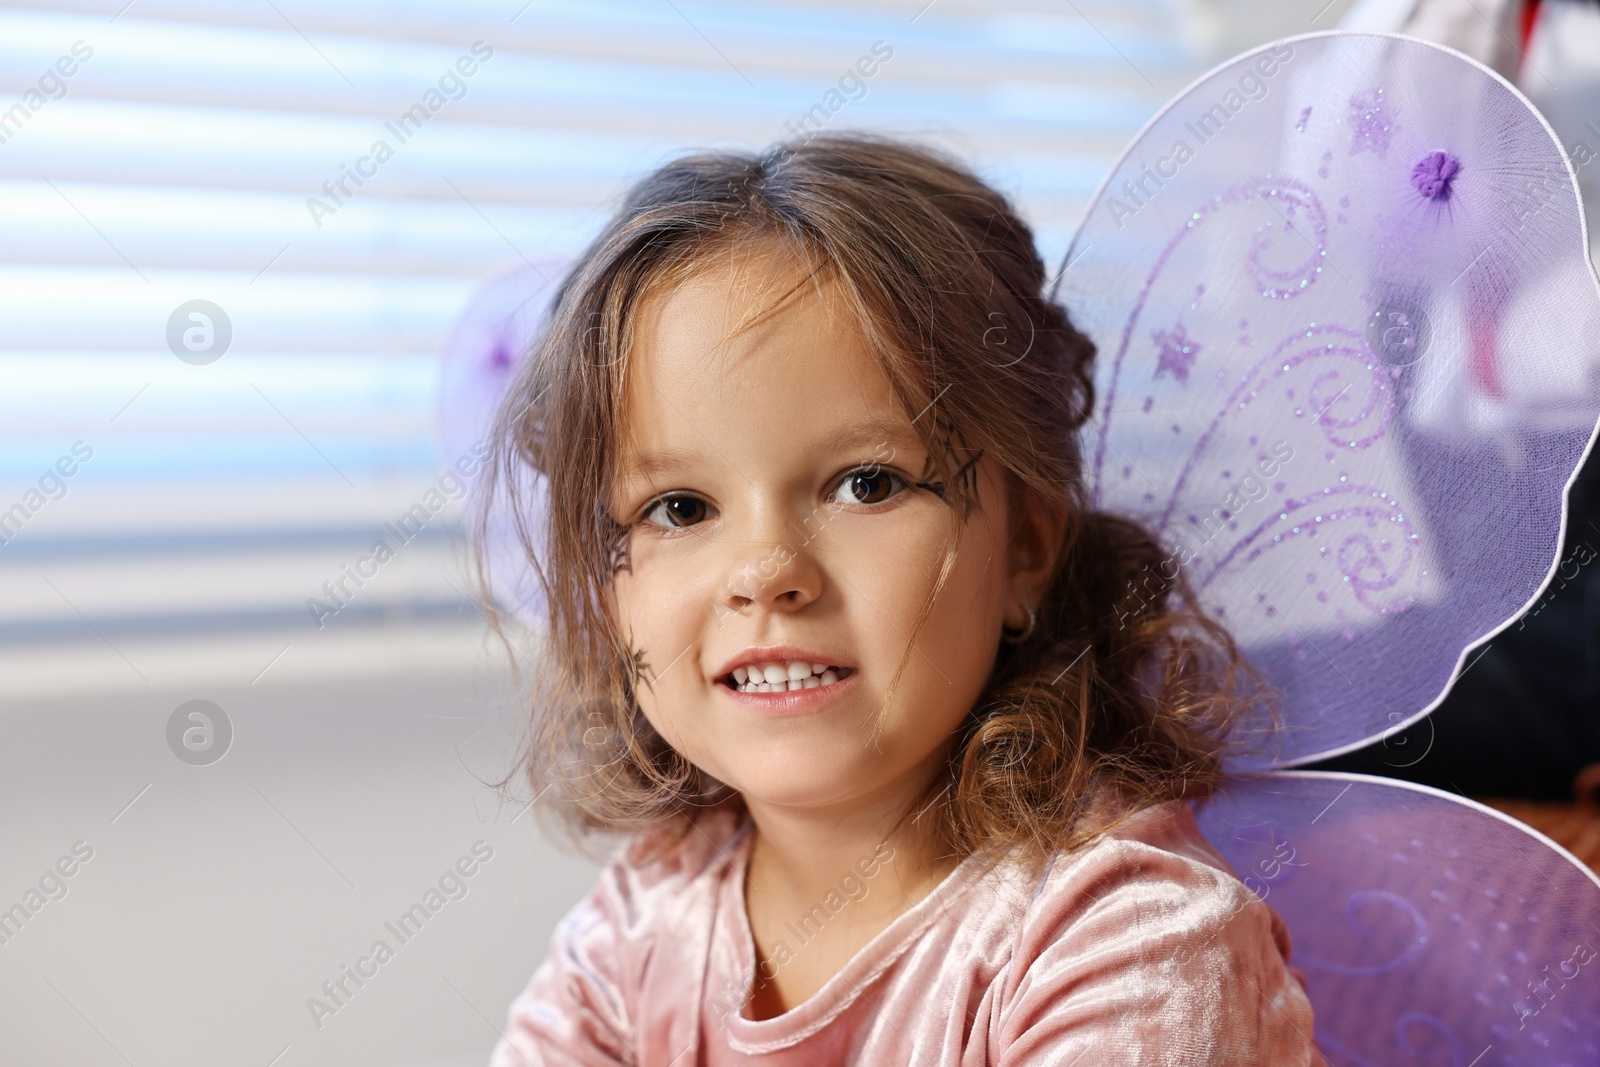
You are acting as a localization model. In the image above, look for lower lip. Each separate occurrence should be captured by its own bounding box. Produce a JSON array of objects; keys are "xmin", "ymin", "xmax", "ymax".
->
[{"xmin": 719, "ymin": 672, "xmax": 855, "ymax": 717}]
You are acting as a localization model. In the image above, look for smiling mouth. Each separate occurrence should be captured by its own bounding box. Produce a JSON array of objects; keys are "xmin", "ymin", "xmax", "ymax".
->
[{"xmin": 722, "ymin": 661, "xmax": 853, "ymax": 693}]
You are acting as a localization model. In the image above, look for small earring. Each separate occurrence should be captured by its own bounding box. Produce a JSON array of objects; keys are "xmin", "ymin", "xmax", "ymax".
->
[{"xmin": 1001, "ymin": 604, "xmax": 1037, "ymax": 645}]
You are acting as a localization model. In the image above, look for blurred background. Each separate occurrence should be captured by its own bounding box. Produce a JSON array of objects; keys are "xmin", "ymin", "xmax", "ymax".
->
[{"xmin": 3, "ymin": 1, "xmax": 1595, "ymax": 1065}]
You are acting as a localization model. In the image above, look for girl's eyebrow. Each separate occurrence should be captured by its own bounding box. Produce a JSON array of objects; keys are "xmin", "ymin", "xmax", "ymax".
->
[
  {"xmin": 619, "ymin": 417, "xmax": 921, "ymax": 484},
  {"xmin": 815, "ymin": 417, "xmax": 923, "ymax": 460},
  {"xmin": 620, "ymin": 445, "xmax": 703, "ymax": 481}
]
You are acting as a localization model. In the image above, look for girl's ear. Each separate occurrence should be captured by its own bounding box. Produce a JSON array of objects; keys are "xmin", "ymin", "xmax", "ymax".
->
[{"xmin": 1006, "ymin": 484, "xmax": 1067, "ymax": 616}]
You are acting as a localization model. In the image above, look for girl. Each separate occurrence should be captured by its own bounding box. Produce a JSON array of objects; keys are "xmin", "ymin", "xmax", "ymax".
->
[{"xmin": 478, "ymin": 133, "xmax": 1322, "ymax": 1065}]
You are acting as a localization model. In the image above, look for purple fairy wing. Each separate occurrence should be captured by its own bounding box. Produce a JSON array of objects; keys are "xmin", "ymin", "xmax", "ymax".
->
[
  {"xmin": 1058, "ymin": 31, "xmax": 1600, "ymax": 766},
  {"xmin": 436, "ymin": 257, "xmax": 570, "ymax": 623},
  {"xmin": 1195, "ymin": 772, "xmax": 1600, "ymax": 1065}
]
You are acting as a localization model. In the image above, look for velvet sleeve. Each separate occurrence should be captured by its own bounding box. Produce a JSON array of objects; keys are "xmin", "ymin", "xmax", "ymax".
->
[
  {"xmin": 994, "ymin": 836, "xmax": 1324, "ymax": 1067},
  {"xmin": 488, "ymin": 860, "xmax": 637, "ymax": 1067}
]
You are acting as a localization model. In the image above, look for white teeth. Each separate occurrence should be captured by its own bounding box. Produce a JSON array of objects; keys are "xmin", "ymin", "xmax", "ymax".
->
[{"xmin": 729, "ymin": 660, "xmax": 847, "ymax": 692}]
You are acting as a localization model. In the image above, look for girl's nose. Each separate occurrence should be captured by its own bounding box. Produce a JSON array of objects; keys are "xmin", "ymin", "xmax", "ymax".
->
[{"xmin": 716, "ymin": 514, "xmax": 823, "ymax": 619}]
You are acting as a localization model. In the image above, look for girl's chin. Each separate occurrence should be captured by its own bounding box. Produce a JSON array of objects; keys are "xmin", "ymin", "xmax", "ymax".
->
[{"xmin": 731, "ymin": 780, "xmax": 867, "ymax": 812}]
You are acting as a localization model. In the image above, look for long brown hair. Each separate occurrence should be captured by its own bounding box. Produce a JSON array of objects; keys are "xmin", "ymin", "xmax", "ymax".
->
[{"xmin": 475, "ymin": 132, "xmax": 1268, "ymax": 869}]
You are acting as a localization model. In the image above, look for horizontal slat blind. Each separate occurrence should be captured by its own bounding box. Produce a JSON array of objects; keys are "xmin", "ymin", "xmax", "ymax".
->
[{"xmin": 0, "ymin": 0, "xmax": 1212, "ymax": 702}]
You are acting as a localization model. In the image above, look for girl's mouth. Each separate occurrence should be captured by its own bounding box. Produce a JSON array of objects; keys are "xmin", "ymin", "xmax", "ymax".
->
[{"xmin": 721, "ymin": 661, "xmax": 853, "ymax": 693}]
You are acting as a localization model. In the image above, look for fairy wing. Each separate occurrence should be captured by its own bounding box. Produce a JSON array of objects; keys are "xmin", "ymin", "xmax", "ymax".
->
[
  {"xmin": 437, "ymin": 258, "xmax": 569, "ymax": 622},
  {"xmin": 1195, "ymin": 772, "xmax": 1600, "ymax": 1064},
  {"xmin": 1062, "ymin": 29, "xmax": 1600, "ymax": 1065},
  {"xmin": 1058, "ymin": 30, "xmax": 1600, "ymax": 767}
]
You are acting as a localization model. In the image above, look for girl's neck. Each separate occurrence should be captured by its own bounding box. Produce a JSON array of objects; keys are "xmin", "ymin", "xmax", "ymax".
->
[{"xmin": 739, "ymin": 766, "xmax": 962, "ymax": 926}]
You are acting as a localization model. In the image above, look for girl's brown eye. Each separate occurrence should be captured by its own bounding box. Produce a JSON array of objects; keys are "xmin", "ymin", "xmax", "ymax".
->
[
  {"xmin": 642, "ymin": 494, "xmax": 707, "ymax": 529},
  {"xmin": 832, "ymin": 468, "xmax": 902, "ymax": 506}
]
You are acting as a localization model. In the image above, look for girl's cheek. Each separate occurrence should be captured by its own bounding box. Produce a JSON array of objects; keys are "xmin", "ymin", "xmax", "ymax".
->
[
  {"xmin": 832, "ymin": 507, "xmax": 958, "ymax": 617},
  {"xmin": 614, "ymin": 543, "xmax": 712, "ymax": 682}
]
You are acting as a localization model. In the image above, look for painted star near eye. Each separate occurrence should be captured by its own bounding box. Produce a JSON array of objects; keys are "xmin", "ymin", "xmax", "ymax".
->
[{"xmin": 1152, "ymin": 324, "xmax": 1200, "ymax": 385}]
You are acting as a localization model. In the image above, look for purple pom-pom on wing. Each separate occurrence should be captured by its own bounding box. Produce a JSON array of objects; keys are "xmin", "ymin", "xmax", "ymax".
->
[{"xmin": 1410, "ymin": 149, "xmax": 1460, "ymax": 200}]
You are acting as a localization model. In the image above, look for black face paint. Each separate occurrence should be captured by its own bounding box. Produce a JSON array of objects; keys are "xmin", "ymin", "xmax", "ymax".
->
[
  {"xmin": 623, "ymin": 633, "xmax": 654, "ymax": 703},
  {"xmin": 600, "ymin": 514, "xmax": 632, "ymax": 577},
  {"xmin": 949, "ymin": 449, "xmax": 984, "ymax": 501},
  {"xmin": 913, "ymin": 408, "xmax": 984, "ymax": 516}
]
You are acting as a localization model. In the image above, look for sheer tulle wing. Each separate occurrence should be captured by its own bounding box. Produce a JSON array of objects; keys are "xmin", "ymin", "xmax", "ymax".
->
[
  {"xmin": 1057, "ymin": 31, "xmax": 1600, "ymax": 767},
  {"xmin": 436, "ymin": 258, "xmax": 568, "ymax": 622},
  {"xmin": 1195, "ymin": 771, "xmax": 1600, "ymax": 1066}
]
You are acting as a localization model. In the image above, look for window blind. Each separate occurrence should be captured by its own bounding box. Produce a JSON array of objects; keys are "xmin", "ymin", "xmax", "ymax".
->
[{"xmin": 0, "ymin": 0, "xmax": 1211, "ymax": 702}]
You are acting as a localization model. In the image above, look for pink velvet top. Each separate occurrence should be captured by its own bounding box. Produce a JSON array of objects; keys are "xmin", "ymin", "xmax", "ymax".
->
[{"xmin": 489, "ymin": 798, "xmax": 1327, "ymax": 1065}]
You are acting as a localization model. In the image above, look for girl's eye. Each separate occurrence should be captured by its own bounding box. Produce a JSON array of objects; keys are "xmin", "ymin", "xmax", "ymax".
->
[
  {"xmin": 638, "ymin": 472, "xmax": 902, "ymax": 525},
  {"xmin": 642, "ymin": 494, "xmax": 708, "ymax": 529},
  {"xmin": 832, "ymin": 467, "xmax": 903, "ymax": 506}
]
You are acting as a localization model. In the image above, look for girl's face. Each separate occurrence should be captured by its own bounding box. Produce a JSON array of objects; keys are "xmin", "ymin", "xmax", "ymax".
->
[{"xmin": 608, "ymin": 247, "xmax": 1041, "ymax": 814}]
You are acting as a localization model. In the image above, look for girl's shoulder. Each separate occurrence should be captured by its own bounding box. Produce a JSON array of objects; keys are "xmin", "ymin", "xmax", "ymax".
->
[
  {"xmin": 603, "ymin": 800, "xmax": 752, "ymax": 903},
  {"xmin": 1077, "ymin": 793, "xmax": 1239, "ymax": 874},
  {"xmin": 536, "ymin": 803, "xmax": 749, "ymax": 981},
  {"xmin": 1021, "ymin": 796, "xmax": 1276, "ymax": 938},
  {"xmin": 490, "ymin": 805, "xmax": 752, "ymax": 1065},
  {"xmin": 985, "ymin": 798, "xmax": 1317, "ymax": 1063}
]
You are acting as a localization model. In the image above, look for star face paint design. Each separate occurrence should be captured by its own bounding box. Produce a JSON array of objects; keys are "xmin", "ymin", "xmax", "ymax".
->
[{"xmin": 622, "ymin": 633, "xmax": 654, "ymax": 704}]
